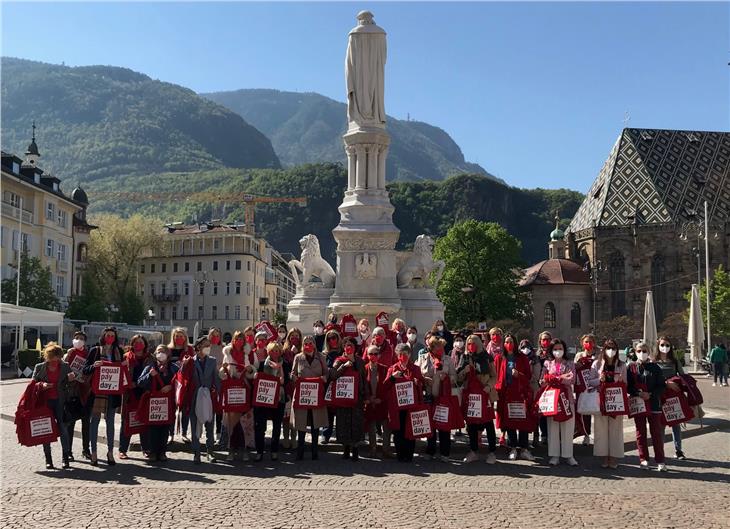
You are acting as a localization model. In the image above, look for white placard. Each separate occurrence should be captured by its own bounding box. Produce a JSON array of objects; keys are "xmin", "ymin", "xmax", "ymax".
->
[
  {"xmin": 467, "ymin": 393, "xmax": 483, "ymax": 418},
  {"xmin": 603, "ymin": 386, "xmax": 626, "ymax": 413},
  {"xmin": 507, "ymin": 402, "xmax": 526, "ymax": 419},
  {"xmin": 409, "ymin": 408, "xmax": 432, "ymax": 437},
  {"xmin": 148, "ymin": 397, "xmax": 169, "ymax": 422},
  {"xmin": 335, "ymin": 376, "xmax": 355, "ymax": 401},
  {"xmin": 30, "ymin": 416, "xmax": 53, "ymax": 437},
  {"xmin": 254, "ymin": 379, "xmax": 278, "ymax": 406},
  {"xmin": 227, "ymin": 386, "xmax": 247, "ymax": 405},
  {"xmin": 97, "ymin": 365, "xmax": 121, "ymax": 392},
  {"xmin": 395, "ymin": 380, "xmax": 415, "ymax": 408},
  {"xmin": 297, "ymin": 381, "xmax": 321, "ymax": 407}
]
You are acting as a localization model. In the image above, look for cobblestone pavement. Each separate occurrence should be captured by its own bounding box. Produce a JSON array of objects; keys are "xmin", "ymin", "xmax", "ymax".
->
[{"xmin": 1, "ymin": 378, "xmax": 728, "ymax": 529}]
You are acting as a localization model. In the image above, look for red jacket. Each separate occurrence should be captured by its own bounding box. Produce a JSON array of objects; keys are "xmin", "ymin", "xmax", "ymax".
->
[
  {"xmin": 384, "ymin": 362, "xmax": 425, "ymax": 430},
  {"xmin": 362, "ymin": 338, "xmax": 395, "ymax": 366},
  {"xmin": 364, "ymin": 362, "xmax": 390, "ymax": 424},
  {"xmin": 494, "ymin": 352, "xmax": 532, "ymax": 395}
]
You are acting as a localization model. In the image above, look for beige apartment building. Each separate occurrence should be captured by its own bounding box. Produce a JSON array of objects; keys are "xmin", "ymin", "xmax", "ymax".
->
[
  {"xmin": 1, "ymin": 130, "xmax": 93, "ymax": 307},
  {"xmin": 139, "ymin": 222, "xmax": 295, "ymax": 337}
]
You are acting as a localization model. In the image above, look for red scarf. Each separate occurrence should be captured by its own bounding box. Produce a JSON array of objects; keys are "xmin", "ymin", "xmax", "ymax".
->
[{"xmin": 231, "ymin": 347, "xmax": 245, "ymax": 366}]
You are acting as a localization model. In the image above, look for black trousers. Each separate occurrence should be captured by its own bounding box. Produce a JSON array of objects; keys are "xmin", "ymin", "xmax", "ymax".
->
[
  {"xmin": 254, "ymin": 403, "xmax": 285, "ymax": 454},
  {"xmin": 148, "ymin": 425, "xmax": 169, "ymax": 457},
  {"xmin": 67, "ymin": 399, "xmax": 91, "ymax": 454},
  {"xmin": 507, "ymin": 429, "xmax": 529, "ymax": 449},
  {"xmin": 426, "ymin": 430, "xmax": 451, "ymax": 456},
  {"xmin": 468, "ymin": 422, "xmax": 496, "ymax": 452},
  {"xmin": 393, "ymin": 411, "xmax": 415, "ymax": 462}
]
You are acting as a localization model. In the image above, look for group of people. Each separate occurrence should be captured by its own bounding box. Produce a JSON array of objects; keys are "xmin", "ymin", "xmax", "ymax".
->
[{"xmin": 26, "ymin": 314, "xmax": 702, "ymax": 474}]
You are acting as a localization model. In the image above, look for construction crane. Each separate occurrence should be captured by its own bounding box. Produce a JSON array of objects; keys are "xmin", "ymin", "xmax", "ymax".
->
[{"xmin": 88, "ymin": 191, "xmax": 307, "ymax": 236}]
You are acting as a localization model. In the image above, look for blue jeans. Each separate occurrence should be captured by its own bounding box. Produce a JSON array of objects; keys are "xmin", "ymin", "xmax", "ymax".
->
[
  {"xmin": 671, "ymin": 424, "xmax": 682, "ymax": 452},
  {"xmin": 44, "ymin": 398, "xmax": 71, "ymax": 458},
  {"xmin": 90, "ymin": 401, "xmax": 116, "ymax": 453},
  {"xmin": 714, "ymin": 363, "xmax": 728, "ymax": 384}
]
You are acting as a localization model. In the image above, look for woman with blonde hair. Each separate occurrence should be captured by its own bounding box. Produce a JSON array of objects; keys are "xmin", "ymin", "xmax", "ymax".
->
[
  {"xmin": 33, "ymin": 342, "xmax": 75, "ymax": 469},
  {"xmin": 320, "ymin": 328, "xmax": 342, "ymax": 445},
  {"xmin": 281, "ymin": 328, "xmax": 303, "ymax": 448},
  {"xmin": 220, "ymin": 329, "xmax": 253, "ymax": 460},
  {"xmin": 252, "ymin": 342, "xmax": 288, "ymax": 461},
  {"xmin": 291, "ymin": 335, "xmax": 330, "ymax": 460},
  {"xmin": 167, "ymin": 327, "xmax": 194, "ymax": 444},
  {"xmin": 391, "ymin": 318, "xmax": 408, "ymax": 347}
]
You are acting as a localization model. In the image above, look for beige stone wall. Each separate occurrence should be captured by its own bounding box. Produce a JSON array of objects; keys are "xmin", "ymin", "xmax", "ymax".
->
[{"xmin": 528, "ymin": 283, "xmax": 593, "ymax": 352}]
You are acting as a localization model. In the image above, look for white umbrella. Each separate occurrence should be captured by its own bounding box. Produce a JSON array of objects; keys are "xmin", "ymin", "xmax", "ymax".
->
[
  {"xmin": 193, "ymin": 321, "xmax": 200, "ymax": 341},
  {"xmin": 687, "ymin": 283, "xmax": 705, "ymax": 370},
  {"xmin": 643, "ymin": 291, "xmax": 658, "ymax": 358}
]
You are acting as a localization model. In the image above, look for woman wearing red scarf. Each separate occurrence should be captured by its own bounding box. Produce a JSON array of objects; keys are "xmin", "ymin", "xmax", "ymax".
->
[
  {"xmin": 574, "ymin": 333, "xmax": 597, "ymax": 446},
  {"xmin": 320, "ymin": 329, "xmax": 342, "ymax": 445},
  {"xmin": 540, "ymin": 339, "xmax": 577, "ymax": 466},
  {"xmin": 385, "ymin": 343, "xmax": 425, "ymax": 462},
  {"xmin": 333, "ymin": 338, "xmax": 370, "ymax": 461},
  {"xmin": 167, "ymin": 327, "xmax": 194, "ymax": 444},
  {"xmin": 494, "ymin": 333, "xmax": 536, "ymax": 462},
  {"xmin": 64, "ymin": 330, "xmax": 91, "ymax": 460},
  {"xmin": 221, "ymin": 329, "xmax": 252, "ymax": 461},
  {"xmin": 364, "ymin": 327, "xmax": 394, "ymax": 365},
  {"xmin": 291, "ymin": 335, "xmax": 329, "ymax": 460},
  {"xmin": 137, "ymin": 345, "xmax": 178, "ymax": 463},
  {"xmin": 364, "ymin": 345, "xmax": 392, "ymax": 458},
  {"xmin": 119, "ymin": 335, "xmax": 153, "ymax": 459},
  {"xmin": 416, "ymin": 336, "xmax": 456, "ymax": 461}
]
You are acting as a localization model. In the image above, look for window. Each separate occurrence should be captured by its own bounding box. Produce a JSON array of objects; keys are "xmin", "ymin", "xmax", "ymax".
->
[
  {"xmin": 172, "ymin": 306, "xmax": 178, "ymax": 320},
  {"xmin": 213, "ymin": 261, "xmax": 219, "ymax": 271},
  {"xmin": 172, "ymin": 281, "xmax": 179, "ymax": 295},
  {"xmin": 235, "ymin": 260, "xmax": 241, "ymax": 270},
  {"xmin": 0, "ymin": 226, "xmax": 4, "ymax": 248},
  {"xmin": 213, "ymin": 281, "xmax": 218, "ymax": 295},
  {"xmin": 197, "ymin": 261, "xmax": 202, "ymax": 272},
  {"xmin": 160, "ymin": 306, "xmax": 166, "ymax": 320},
  {"xmin": 246, "ymin": 306, "xmax": 250, "ymax": 320},
  {"xmin": 6, "ymin": 191, "xmax": 21, "ymax": 208},
  {"xmin": 183, "ymin": 306, "xmax": 189, "ymax": 319},
  {"xmin": 544, "ymin": 302, "xmax": 556, "ymax": 329},
  {"xmin": 247, "ymin": 282, "xmax": 251, "ymax": 296},
  {"xmin": 140, "ymin": 264, "xmax": 145, "ymax": 274},
  {"xmin": 247, "ymin": 261, "xmax": 251, "ymax": 272},
  {"xmin": 184, "ymin": 262, "xmax": 190, "ymax": 272},
  {"xmin": 225, "ymin": 306, "xmax": 230, "ymax": 320},
  {"xmin": 234, "ymin": 305, "xmax": 241, "ymax": 319},
  {"xmin": 46, "ymin": 239, "xmax": 55, "ymax": 258},
  {"xmin": 571, "ymin": 303, "xmax": 581, "ymax": 328},
  {"xmin": 150, "ymin": 283, "xmax": 156, "ymax": 296},
  {"xmin": 214, "ymin": 239, "xmax": 221, "ymax": 251},
  {"xmin": 226, "ymin": 282, "xmax": 230, "ymax": 295},
  {"xmin": 173, "ymin": 263, "xmax": 178, "ymax": 273},
  {"xmin": 56, "ymin": 276, "xmax": 65, "ymax": 298},
  {"xmin": 199, "ymin": 240, "xmax": 204, "ymax": 252},
  {"xmin": 198, "ymin": 306, "xmax": 203, "ymax": 319},
  {"xmin": 57, "ymin": 210, "xmax": 67, "ymax": 228},
  {"xmin": 198, "ymin": 283, "xmax": 204, "ymax": 295},
  {"xmin": 226, "ymin": 260, "xmax": 231, "ymax": 271},
  {"xmin": 211, "ymin": 306, "xmax": 218, "ymax": 319},
  {"xmin": 235, "ymin": 281, "xmax": 241, "ymax": 294},
  {"xmin": 161, "ymin": 263, "xmax": 167, "ymax": 273},
  {"xmin": 57, "ymin": 243, "xmax": 66, "ymax": 262},
  {"xmin": 151, "ymin": 264, "xmax": 156, "ymax": 274},
  {"xmin": 180, "ymin": 241, "xmax": 186, "ymax": 256},
  {"xmin": 46, "ymin": 202, "xmax": 55, "ymax": 221},
  {"xmin": 609, "ymin": 251, "xmax": 626, "ymax": 318},
  {"xmin": 184, "ymin": 282, "xmax": 190, "ymax": 295},
  {"xmin": 161, "ymin": 282, "xmax": 167, "ymax": 296}
]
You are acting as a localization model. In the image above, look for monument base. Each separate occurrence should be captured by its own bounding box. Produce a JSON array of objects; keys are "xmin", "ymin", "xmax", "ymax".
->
[
  {"xmin": 398, "ymin": 288, "xmax": 445, "ymax": 336},
  {"xmin": 285, "ymin": 287, "xmax": 334, "ymax": 330}
]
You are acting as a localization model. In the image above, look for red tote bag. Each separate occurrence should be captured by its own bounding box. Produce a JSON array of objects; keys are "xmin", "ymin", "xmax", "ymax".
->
[
  {"xmin": 628, "ymin": 382, "xmax": 650, "ymax": 419},
  {"xmin": 536, "ymin": 385, "xmax": 562, "ymax": 417},
  {"xmin": 433, "ymin": 378, "xmax": 464, "ymax": 431},
  {"xmin": 552, "ymin": 389, "xmax": 574, "ymax": 423},
  {"xmin": 91, "ymin": 361, "xmax": 131, "ymax": 396},
  {"xmin": 221, "ymin": 376, "xmax": 250, "ymax": 413},
  {"xmin": 498, "ymin": 384, "xmax": 535, "ymax": 431},
  {"xmin": 661, "ymin": 388, "xmax": 694, "ymax": 426},
  {"xmin": 252, "ymin": 373, "xmax": 281, "ymax": 409},
  {"xmin": 393, "ymin": 379, "xmax": 417, "ymax": 411},
  {"xmin": 18, "ymin": 407, "xmax": 60, "ymax": 447},
  {"xmin": 123, "ymin": 400, "xmax": 147, "ymax": 437},
  {"xmin": 405, "ymin": 404, "xmax": 434, "ymax": 440},
  {"xmin": 332, "ymin": 369, "xmax": 359, "ymax": 408},
  {"xmin": 599, "ymin": 381, "xmax": 629, "ymax": 417},
  {"xmin": 137, "ymin": 375, "xmax": 175, "ymax": 426},
  {"xmin": 462, "ymin": 375, "xmax": 494, "ymax": 425},
  {"xmin": 293, "ymin": 377, "xmax": 325, "ymax": 410}
]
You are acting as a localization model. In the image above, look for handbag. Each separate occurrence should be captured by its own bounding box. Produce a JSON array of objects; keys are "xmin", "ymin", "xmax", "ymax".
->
[
  {"xmin": 661, "ymin": 388, "xmax": 694, "ymax": 426},
  {"xmin": 433, "ymin": 377, "xmax": 464, "ymax": 431},
  {"xmin": 293, "ymin": 377, "xmax": 325, "ymax": 410},
  {"xmin": 220, "ymin": 367, "xmax": 250, "ymax": 413},
  {"xmin": 599, "ymin": 381, "xmax": 629, "ymax": 417},
  {"xmin": 123, "ymin": 396, "xmax": 147, "ymax": 437},
  {"xmin": 332, "ymin": 368, "xmax": 359, "ymax": 408},
  {"xmin": 252, "ymin": 372, "xmax": 281, "ymax": 409},
  {"xmin": 462, "ymin": 374, "xmax": 494, "ymax": 425},
  {"xmin": 576, "ymin": 390, "xmax": 601, "ymax": 415},
  {"xmin": 137, "ymin": 374, "xmax": 175, "ymax": 426},
  {"xmin": 195, "ymin": 386, "xmax": 214, "ymax": 425},
  {"xmin": 91, "ymin": 361, "xmax": 131, "ymax": 396}
]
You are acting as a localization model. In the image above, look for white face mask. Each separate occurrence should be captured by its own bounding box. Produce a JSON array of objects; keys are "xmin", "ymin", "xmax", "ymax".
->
[
  {"xmin": 72, "ymin": 339, "xmax": 85, "ymax": 349},
  {"xmin": 605, "ymin": 349, "xmax": 617, "ymax": 358},
  {"xmin": 201, "ymin": 347, "xmax": 210, "ymax": 357},
  {"xmin": 637, "ymin": 351, "xmax": 649, "ymax": 362},
  {"xmin": 156, "ymin": 352, "xmax": 168, "ymax": 362},
  {"xmin": 553, "ymin": 349, "xmax": 564, "ymax": 359},
  {"xmin": 313, "ymin": 326, "xmax": 324, "ymax": 336},
  {"xmin": 278, "ymin": 332, "xmax": 287, "ymax": 340},
  {"xmin": 407, "ymin": 333, "xmax": 417, "ymax": 343},
  {"xmin": 453, "ymin": 341, "xmax": 464, "ymax": 350},
  {"xmin": 659, "ymin": 345, "xmax": 670, "ymax": 354},
  {"xmin": 520, "ymin": 347, "xmax": 531, "ymax": 355}
]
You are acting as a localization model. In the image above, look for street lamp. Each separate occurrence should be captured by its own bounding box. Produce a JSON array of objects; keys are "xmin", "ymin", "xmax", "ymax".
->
[
  {"xmin": 194, "ymin": 271, "xmax": 209, "ymax": 331},
  {"xmin": 584, "ymin": 260, "xmax": 607, "ymax": 336},
  {"xmin": 106, "ymin": 304, "xmax": 119, "ymax": 323},
  {"xmin": 146, "ymin": 308, "xmax": 156, "ymax": 327}
]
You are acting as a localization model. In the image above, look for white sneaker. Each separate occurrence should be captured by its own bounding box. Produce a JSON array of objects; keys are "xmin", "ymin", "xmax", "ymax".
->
[
  {"xmin": 713, "ymin": 383, "xmax": 717, "ymax": 387},
  {"xmin": 486, "ymin": 452, "xmax": 497, "ymax": 465},
  {"xmin": 582, "ymin": 435, "xmax": 591, "ymax": 446},
  {"xmin": 639, "ymin": 460, "xmax": 649, "ymax": 470},
  {"xmin": 520, "ymin": 449, "xmax": 535, "ymax": 461},
  {"xmin": 566, "ymin": 457, "xmax": 578, "ymax": 466},
  {"xmin": 657, "ymin": 463, "xmax": 668, "ymax": 472},
  {"xmin": 508, "ymin": 449, "xmax": 518, "ymax": 461},
  {"xmin": 463, "ymin": 451, "xmax": 479, "ymax": 463},
  {"xmin": 549, "ymin": 456, "xmax": 560, "ymax": 466}
]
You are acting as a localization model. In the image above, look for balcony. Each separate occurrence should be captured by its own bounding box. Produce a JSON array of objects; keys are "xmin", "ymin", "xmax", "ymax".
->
[
  {"xmin": 152, "ymin": 293, "xmax": 181, "ymax": 303},
  {"xmin": 2, "ymin": 202, "xmax": 34, "ymax": 223}
]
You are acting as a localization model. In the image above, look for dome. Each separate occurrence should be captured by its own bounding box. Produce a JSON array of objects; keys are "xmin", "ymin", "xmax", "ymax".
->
[
  {"xmin": 520, "ymin": 258, "xmax": 590, "ymax": 287},
  {"xmin": 550, "ymin": 227, "xmax": 565, "ymax": 241},
  {"xmin": 71, "ymin": 186, "xmax": 89, "ymax": 205}
]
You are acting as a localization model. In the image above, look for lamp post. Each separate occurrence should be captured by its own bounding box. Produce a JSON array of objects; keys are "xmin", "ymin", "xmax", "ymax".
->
[
  {"xmin": 194, "ymin": 271, "xmax": 209, "ymax": 331},
  {"xmin": 461, "ymin": 284, "xmax": 476, "ymax": 325},
  {"xmin": 584, "ymin": 260, "xmax": 606, "ymax": 336}
]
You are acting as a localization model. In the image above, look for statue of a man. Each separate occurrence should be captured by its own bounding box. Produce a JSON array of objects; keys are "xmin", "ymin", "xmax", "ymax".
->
[{"xmin": 345, "ymin": 11, "xmax": 386, "ymax": 130}]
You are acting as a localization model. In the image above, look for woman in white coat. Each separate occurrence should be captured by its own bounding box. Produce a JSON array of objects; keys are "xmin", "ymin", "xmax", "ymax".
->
[
  {"xmin": 539, "ymin": 339, "xmax": 577, "ymax": 466},
  {"xmin": 587, "ymin": 338, "xmax": 627, "ymax": 469}
]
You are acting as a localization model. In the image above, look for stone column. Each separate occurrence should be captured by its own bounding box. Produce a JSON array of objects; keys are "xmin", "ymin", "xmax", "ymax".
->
[
  {"xmin": 355, "ymin": 145, "xmax": 367, "ymax": 190},
  {"xmin": 367, "ymin": 144, "xmax": 379, "ymax": 189},
  {"xmin": 378, "ymin": 145, "xmax": 388, "ymax": 190},
  {"xmin": 346, "ymin": 145, "xmax": 356, "ymax": 190}
]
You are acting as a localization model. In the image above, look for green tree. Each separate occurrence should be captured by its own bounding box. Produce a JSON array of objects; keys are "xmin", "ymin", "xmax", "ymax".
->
[
  {"xmin": 0, "ymin": 250, "xmax": 59, "ymax": 310},
  {"xmin": 685, "ymin": 265, "xmax": 730, "ymax": 343},
  {"xmin": 64, "ymin": 272, "xmax": 107, "ymax": 321},
  {"xmin": 434, "ymin": 220, "xmax": 527, "ymax": 328}
]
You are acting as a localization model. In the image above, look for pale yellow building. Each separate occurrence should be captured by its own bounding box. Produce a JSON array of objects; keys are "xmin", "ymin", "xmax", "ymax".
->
[
  {"xmin": 138, "ymin": 221, "xmax": 295, "ymax": 337},
  {"xmin": 1, "ymin": 130, "xmax": 92, "ymax": 307}
]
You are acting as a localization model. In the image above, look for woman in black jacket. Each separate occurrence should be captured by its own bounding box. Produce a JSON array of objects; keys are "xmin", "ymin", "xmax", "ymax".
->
[{"xmin": 627, "ymin": 342, "xmax": 667, "ymax": 472}]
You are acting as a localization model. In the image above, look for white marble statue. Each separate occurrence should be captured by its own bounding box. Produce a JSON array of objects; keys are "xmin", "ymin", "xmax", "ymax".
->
[
  {"xmin": 346, "ymin": 10, "xmax": 386, "ymax": 129},
  {"xmin": 397, "ymin": 235, "xmax": 445, "ymax": 289},
  {"xmin": 288, "ymin": 234, "xmax": 336, "ymax": 288}
]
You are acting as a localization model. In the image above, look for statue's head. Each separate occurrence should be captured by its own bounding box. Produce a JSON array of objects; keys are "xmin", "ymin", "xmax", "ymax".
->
[
  {"xmin": 299, "ymin": 234, "xmax": 320, "ymax": 253},
  {"xmin": 414, "ymin": 234, "xmax": 435, "ymax": 255},
  {"xmin": 357, "ymin": 10, "xmax": 374, "ymax": 25}
]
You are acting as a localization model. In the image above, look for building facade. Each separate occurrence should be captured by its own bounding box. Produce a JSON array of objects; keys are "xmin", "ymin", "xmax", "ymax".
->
[
  {"xmin": 138, "ymin": 222, "xmax": 295, "ymax": 337},
  {"xmin": 565, "ymin": 128, "xmax": 729, "ymax": 329},
  {"xmin": 1, "ymin": 129, "xmax": 92, "ymax": 307}
]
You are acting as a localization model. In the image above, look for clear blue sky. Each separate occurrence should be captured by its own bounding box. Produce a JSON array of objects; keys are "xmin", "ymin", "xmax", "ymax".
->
[{"xmin": 2, "ymin": 2, "xmax": 728, "ymax": 192}]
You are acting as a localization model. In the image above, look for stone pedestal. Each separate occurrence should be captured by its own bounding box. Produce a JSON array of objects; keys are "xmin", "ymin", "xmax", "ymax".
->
[
  {"xmin": 398, "ymin": 288, "xmax": 445, "ymax": 336},
  {"xmin": 286, "ymin": 287, "xmax": 334, "ymax": 329}
]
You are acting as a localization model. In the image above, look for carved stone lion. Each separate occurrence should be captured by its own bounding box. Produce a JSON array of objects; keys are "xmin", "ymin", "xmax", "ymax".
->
[
  {"xmin": 288, "ymin": 234, "xmax": 336, "ymax": 288},
  {"xmin": 396, "ymin": 234, "xmax": 445, "ymax": 289}
]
